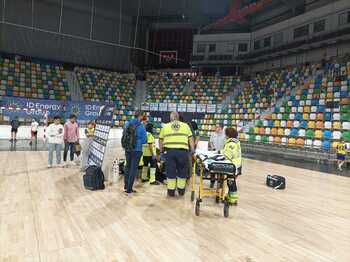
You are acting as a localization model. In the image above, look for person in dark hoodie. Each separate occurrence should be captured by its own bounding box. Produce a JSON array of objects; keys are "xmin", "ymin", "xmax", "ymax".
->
[
  {"xmin": 123, "ymin": 111, "xmax": 147, "ymax": 194},
  {"xmin": 10, "ymin": 116, "xmax": 20, "ymax": 142}
]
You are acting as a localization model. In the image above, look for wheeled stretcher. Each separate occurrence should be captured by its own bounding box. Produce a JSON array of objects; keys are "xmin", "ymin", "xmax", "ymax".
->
[{"xmin": 191, "ymin": 151, "xmax": 238, "ymax": 217}]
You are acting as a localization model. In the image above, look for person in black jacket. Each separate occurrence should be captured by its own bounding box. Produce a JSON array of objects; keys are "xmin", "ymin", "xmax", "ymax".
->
[{"xmin": 10, "ymin": 117, "xmax": 20, "ymax": 142}]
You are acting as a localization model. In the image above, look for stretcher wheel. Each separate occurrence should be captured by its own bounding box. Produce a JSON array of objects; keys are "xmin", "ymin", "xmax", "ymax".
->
[
  {"xmin": 195, "ymin": 199, "xmax": 200, "ymax": 216},
  {"xmin": 191, "ymin": 191, "xmax": 195, "ymax": 202},
  {"xmin": 223, "ymin": 201, "xmax": 229, "ymax": 218}
]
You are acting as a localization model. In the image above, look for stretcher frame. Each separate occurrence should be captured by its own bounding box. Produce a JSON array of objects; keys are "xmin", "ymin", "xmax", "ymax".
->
[{"xmin": 190, "ymin": 156, "xmax": 237, "ymax": 217}]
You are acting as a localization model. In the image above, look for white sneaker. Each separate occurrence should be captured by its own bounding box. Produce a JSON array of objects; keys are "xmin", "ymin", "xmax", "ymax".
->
[{"xmin": 47, "ymin": 164, "xmax": 52, "ymax": 168}]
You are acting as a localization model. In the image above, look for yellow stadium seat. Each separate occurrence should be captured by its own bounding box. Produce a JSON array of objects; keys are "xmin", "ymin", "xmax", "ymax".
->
[
  {"xmin": 308, "ymin": 121, "xmax": 315, "ymax": 129},
  {"xmin": 315, "ymin": 130, "xmax": 323, "ymax": 139}
]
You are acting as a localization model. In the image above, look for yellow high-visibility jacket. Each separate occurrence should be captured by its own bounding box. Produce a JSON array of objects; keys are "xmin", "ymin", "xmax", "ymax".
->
[
  {"xmin": 159, "ymin": 121, "xmax": 192, "ymax": 150},
  {"xmin": 222, "ymin": 138, "xmax": 242, "ymax": 170},
  {"xmin": 143, "ymin": 132, "xmax": 156, "ymax": 157}
]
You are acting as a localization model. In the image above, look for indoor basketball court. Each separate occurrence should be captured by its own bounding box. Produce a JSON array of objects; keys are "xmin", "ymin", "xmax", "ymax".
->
[{"xmin": 1, "ymin": 0, "xmax": 350, "ymax": 261}]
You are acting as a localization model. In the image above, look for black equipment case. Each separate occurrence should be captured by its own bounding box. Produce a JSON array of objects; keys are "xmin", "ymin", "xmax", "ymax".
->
[{"xmin": 266, "ymin": 175, "xmax": 286, "ymax": 189}]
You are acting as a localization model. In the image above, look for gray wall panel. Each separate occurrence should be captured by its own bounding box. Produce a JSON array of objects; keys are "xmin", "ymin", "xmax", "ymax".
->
[
  {"xmin": 6, "ymin": 0, "xmax": 32, "ymax": 26},
  {"xmin": 0, "ymin": 0, "xmax": 3, "ymax": 22},
  {"xmin": 0, "ymin": 0, "xmax": 134, "ymax": 71},
  {"xmin": 93, "ymin": 16, "xmax": 118, "ymax": 43},
  {"xmin": 121, "ymin": 21, "xmax": 133, "ymax": 46},
  {"xmin": 34, "ymin": 0, "xmax": 61, "ymax": 32},
  {"xmin": 61, "ymin": 1, "xmax": 92, "ymax": 38}
]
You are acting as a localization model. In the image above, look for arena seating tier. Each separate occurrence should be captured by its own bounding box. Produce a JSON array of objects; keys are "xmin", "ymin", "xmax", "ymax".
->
[
  {"xmin": 196, "ymin": 66, "xmax": 305, "ymax": 137},
  {"xmin": 195, "ymin": 63, "xmax": 350, "ymax": 150},
  {"xmin": 243, "ymin": 64, "xmax": 350, "ymax": 149},
  {"xmin": 75, "ymin": 67, "xmax": 136, "ymax": 127},
  {"xmin": 0, "ymin": 56, "xmax": 70, "ymax": 100},
  {"xmin": 146, "ymin": 72, "xmax": 239, "ymax": 104}
]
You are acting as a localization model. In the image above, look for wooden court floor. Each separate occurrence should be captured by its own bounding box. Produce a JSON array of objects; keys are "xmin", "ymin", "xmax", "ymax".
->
[{"xmin": 0, "ymin": 151, "xmax": 349, "ymax": 262}]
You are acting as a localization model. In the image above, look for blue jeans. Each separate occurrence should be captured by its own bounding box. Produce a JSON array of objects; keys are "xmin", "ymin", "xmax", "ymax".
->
[
  {"xmin": 64, "ymin": 142, "xmax": 75, "ymax": 162},
  {"xmin": 124, "ymin": 151, "xmax": 142, "ymax": 193},
  {"xmin": 48, "ymin": 143, "xmax": 62, "ymax": 165}
]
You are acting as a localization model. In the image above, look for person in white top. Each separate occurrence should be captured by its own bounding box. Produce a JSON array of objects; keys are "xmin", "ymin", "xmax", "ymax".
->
[
  {"xmin": 30, "ymin": 119, "xmax": 39, "ymax": 146},
  {"xmin": 209, "ymin": 124, "xmax": 226, "ymax": 151},
  {"xmin": 46, "ymin": 116, "xmax": 64, "ymax": 168}
]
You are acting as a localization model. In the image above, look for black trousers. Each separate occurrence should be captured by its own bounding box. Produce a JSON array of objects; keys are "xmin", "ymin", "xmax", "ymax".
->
[
  {"xmin": 63, "ymin": 142, "xmax": 75, "ymax": 161},
  {"xmin": 165, "ymin": 149, "xmax": 189, "ymax": 180}
]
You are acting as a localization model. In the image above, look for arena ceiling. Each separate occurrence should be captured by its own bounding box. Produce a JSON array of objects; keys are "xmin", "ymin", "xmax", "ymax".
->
[
  {"xmin": 123, "ymin": 0, "xmax": 231, "ymax": 26},
  {"xmin": 37, "ymin": 0, "xmax": 335, "ymax": 31},
  {"xmin": 122, "ymin": 0, "xmax": 335, "ymax": 31}
]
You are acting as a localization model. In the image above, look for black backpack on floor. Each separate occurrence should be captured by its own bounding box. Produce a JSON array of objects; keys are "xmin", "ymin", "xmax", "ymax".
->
[
  {"xmin": 266, "ymin": 175, "xmax": 286, "ymax": 190},
  {"xmin": 84, "ymin": 165, "xmax": 105, "ymax": 191}
]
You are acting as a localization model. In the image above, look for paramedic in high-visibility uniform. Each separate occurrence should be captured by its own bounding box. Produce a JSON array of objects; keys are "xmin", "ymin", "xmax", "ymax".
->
[
  {"xmin": 159, "ymin": 112, "xmax": 195, "ymax": 197},
  {"xmin": 142, "ymin": 123, "xmax": 160, "ymax": 185},
  {"xmin": 220, "ymin": 127, "xmax": 242, "ymax": 205}
]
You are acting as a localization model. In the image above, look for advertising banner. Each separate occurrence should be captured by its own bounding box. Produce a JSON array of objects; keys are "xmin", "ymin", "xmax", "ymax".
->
[
  {"xmin": 168, "ymin": 103, "xmax": 177, "ymax": 112},
  {"xmin": 0, "ymin": 96, "xmax": 64, "ymax": 119},
  {"xmin": 196, "ymin": 104, "xmax": 206, "ymax": 113},
  {"xmin": 206, "ymin": 104, "xmax": 217, "ymax": 113},
  {"xmin": 186, "ymin": 104, "xmax": 196, "ymax": 113},
  {"xmin": 149, "ymin": 103, "xmax": 159, "ymax": 111},
  {"xmin": 177, "ymin": 103, "xmax": 187, "ymax": 112},
  {"xmin": 158, "ymin": 103, "xmax": 168, "ymax": 112},
  {"xmin": 65, "ymin": 101, "xmax": 105, "ymax": 121},
  {"xmin": 141, "ymin": 102, "xmax": 150, "ymax": 111},
  {"xmin": 0, "ymin": 97, "xmax": 109, "ymax": 122}
]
